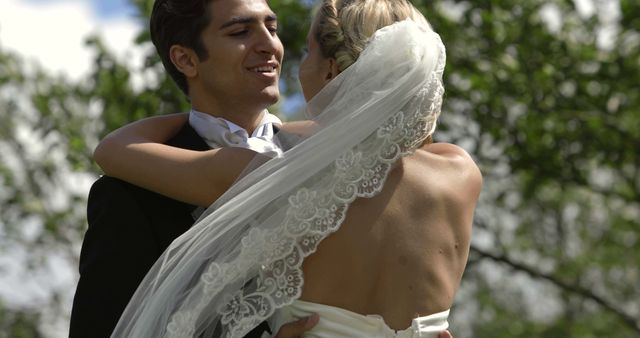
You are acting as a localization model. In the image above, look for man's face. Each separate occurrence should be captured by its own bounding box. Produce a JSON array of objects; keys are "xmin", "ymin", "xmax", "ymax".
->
[{"xmin": 193, "ymin": 0, "xmax": 284, "ymax": 115}]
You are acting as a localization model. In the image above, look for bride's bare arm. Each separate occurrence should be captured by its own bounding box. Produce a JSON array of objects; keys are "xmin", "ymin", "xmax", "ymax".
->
[
  {"xmin": 278, "ymin": 120, "xmax": 316, "ymax": 136},
  {"xmin": 94, "ymin": 113, "xmax": 257, "ymax": 207}
]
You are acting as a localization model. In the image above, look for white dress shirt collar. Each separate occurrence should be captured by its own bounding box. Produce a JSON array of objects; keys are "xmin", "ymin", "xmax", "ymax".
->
[{"xmin": 188, "ymin": 109, "xmax": 283, "ymax": 157}]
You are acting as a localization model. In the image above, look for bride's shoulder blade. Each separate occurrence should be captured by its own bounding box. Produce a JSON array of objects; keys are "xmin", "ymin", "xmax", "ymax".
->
[{"xmin": 415, "ymin": 142, "xmax": 483, "ymax": 201}]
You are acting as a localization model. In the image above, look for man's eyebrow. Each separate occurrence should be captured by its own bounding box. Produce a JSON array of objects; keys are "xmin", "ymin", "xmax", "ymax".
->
[{"xmin": 219, "ymin": 14, "xmax": 278, "ymax": 30}]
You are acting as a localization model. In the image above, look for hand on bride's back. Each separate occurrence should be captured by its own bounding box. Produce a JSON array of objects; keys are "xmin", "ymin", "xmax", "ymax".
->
[{"xmin": 274, "ymin": 314, "xmax": 319, "ymax": 337}]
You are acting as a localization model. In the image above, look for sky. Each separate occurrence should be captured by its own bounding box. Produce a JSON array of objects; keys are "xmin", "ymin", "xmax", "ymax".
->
[{"xmin": 0, "ymin": 0, "xmax": 142, "ymax": 79}]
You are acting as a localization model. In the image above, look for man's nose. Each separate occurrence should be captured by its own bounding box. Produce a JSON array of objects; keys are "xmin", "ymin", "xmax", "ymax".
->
[{"xmin": 255, "ymin": 27, "xmax": 281, "ymax": 55}]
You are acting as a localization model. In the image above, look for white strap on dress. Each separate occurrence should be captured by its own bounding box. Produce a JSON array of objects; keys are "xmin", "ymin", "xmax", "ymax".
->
[{"xmin": 270, "ymin": 300, "xmax": 450, "ymax": 338}]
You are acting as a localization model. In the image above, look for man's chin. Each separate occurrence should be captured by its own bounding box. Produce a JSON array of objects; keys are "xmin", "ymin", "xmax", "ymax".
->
[{"xmin": 260, "ymin": 88, "xmax": 280, "ymax": 107}]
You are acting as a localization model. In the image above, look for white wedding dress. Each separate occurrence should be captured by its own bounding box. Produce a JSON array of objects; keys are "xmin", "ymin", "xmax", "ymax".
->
[{"xmin": 270, "ymin": 300, "xmax": 449, "ymax": 338}]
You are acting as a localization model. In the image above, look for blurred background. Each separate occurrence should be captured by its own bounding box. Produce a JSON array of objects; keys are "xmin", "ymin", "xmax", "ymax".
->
[{"xmin": 0, "ymin": 0, "xmax": 638, "ymax": 337}]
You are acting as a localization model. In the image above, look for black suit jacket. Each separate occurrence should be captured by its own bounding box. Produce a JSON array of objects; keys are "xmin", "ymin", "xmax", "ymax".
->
[{"xmin": 69, "ymin": 123, "xmax": 269, "ymax": 337}]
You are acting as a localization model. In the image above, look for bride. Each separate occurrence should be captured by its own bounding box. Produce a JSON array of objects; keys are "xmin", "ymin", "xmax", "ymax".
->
[{"xmin": 98, "ymin": 0, "xmax": 481, "ymax": 337}]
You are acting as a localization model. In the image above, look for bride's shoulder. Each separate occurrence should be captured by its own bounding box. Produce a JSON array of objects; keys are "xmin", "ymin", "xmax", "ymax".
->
[
  {"xmin": 419, "ymin": 142, "xmax": 477, "ymax": 167},
  {"xmin": 421, "ymin": 142, "xmax": 470, "ymax": 159},
  {"xmin": 415, "ymin": 142, "xmax": 483, "ymax": 195}
]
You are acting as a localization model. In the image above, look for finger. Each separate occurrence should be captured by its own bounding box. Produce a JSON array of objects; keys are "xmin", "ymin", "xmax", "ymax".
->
[
  {"xmin": 438, "ymin": 330, "xmax": 453, "ymax": 338},
  {"xmin": 274, "ymin": 314, "xmax": 320, "ymax": 338}
]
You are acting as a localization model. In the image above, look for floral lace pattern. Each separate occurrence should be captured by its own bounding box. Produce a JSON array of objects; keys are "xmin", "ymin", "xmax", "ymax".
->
[{"xmin": 164, "ymin": 22, "xmax": 446, "ymax": 338}]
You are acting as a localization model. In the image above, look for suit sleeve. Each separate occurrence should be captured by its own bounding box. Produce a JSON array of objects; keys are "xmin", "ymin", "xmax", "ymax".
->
[{"xmin": 69, "ymin": 177, "xmax": 160, "ymax": 338}]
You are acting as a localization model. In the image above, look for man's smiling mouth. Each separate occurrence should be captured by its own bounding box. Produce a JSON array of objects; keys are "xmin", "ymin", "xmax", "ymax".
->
[{"xmin": 250, "ymin": 66, "xmax": 276, "ymax": 73}]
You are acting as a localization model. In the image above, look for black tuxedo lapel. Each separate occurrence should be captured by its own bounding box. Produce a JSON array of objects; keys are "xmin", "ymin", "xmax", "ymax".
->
[{"xmin": 167, "ymin": 122, "xmax": 211, "ymax": 151}]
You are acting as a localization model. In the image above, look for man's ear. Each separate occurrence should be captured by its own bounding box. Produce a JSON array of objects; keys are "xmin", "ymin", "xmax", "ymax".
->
[
  {"xmin": 169, "ymin": 45, "xmax": 199, "ymax": 78},
  {"xmin": 324, "ymin": 58, "xmax": 340, "ymax": 84}
]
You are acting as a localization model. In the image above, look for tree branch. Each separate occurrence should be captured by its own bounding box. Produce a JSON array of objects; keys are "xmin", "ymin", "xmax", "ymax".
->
[{"xmin": 470, "ymin": 244, "xmax": 640, "ymax": 333}]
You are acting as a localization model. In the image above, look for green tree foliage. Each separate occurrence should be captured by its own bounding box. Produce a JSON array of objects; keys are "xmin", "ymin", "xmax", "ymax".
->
[
  {"xmin": 0, "ymin": 0, "xmax": 637, "ymax": 337},
  {"xmin": 0, "ymin": 303, "xmax": 42, "ymax": 338},
  {"xmin": 412, "ymin": 0, "xmax": 639, "ymax": 336}
]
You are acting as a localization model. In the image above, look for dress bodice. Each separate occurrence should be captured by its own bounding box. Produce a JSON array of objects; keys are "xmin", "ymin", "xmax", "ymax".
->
[{"xmin": 269, "ymin": 300, "xmax": 449, "ymax": 338}]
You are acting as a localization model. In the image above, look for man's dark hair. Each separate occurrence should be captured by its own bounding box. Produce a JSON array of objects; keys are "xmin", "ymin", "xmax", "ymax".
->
[{"xmin": 150, "ymin": 0, "xmax": 213, "ymax": 96}]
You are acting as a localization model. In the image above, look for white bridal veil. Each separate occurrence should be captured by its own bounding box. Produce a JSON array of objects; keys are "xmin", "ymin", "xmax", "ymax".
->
[{"xmin": 112, "ymin": 19, "xmax": 446, "ymax": 338}]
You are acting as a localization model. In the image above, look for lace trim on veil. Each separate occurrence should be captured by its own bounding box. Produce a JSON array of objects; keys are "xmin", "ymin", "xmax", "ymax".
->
[{"xmin": 165, "ymin": 25, "xmax": 446, "ymax": 338}]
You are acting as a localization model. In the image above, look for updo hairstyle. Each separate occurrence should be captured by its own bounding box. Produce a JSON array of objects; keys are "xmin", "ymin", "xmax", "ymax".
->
[
  {"xmin": 314, "ymin": 0, "xmax": 431, "ymax": 72},
  {"xmin": 314, "ymin": 0, "xmax": 434, "ymax": 143}
]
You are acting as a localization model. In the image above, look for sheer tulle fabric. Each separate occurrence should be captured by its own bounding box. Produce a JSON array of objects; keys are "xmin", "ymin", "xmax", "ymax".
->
[{"xmin": 112, "ymin": 20, "xmax": 446, "ymax": 338}]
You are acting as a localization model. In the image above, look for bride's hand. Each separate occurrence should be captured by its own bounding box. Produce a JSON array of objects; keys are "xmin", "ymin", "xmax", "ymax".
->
[{"xmin": 274, "ymin": 314, "xmax": 319, "ymax": 338}]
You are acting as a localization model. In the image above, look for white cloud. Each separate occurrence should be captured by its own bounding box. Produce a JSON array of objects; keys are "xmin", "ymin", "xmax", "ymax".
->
[{"xmin": 0, "ymin": 0, "xmax": 143, "ymax": 79}]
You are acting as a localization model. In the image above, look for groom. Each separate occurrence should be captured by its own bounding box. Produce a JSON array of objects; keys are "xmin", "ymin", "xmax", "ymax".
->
[{"xmin": 69, "ymin": 0, "xmax": 315, "ymax": 337}]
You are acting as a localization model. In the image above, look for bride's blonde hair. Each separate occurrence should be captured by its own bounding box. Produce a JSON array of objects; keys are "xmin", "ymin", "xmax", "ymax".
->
[
  {"xmin": 314, "ymin": 0, "xmax": 434, "ymax": 143},
  {"xmin": 315, "ymin": 0, "xmax": 431, "ymax": 72}
]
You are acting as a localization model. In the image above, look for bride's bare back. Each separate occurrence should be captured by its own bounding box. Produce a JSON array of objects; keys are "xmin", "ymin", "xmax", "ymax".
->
[{"xmin": 300, "ymin": 142, "xmax": 482, "ymax": 329}]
